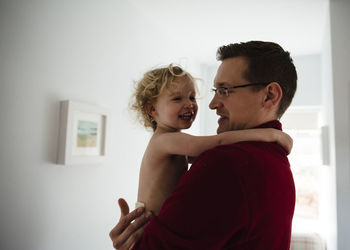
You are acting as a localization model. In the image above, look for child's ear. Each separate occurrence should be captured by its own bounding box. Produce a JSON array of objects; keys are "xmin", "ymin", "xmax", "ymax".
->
[
  {"xmin": 145, "ymin": 102, "xmax": 156, "ymax": 117},
  {"xmin": 263, "ymin": 82, "xmax": 282, "ymax": 109}
]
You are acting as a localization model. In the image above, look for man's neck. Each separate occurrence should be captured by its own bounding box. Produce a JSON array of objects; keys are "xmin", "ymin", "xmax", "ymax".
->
[{"xmin": 251, "ymin": 111, "xmax": 278, "ymax": 128}]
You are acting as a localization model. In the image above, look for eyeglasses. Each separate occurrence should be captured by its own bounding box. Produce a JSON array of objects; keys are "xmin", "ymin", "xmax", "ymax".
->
[{"xmin": 211, "ymin": 82, "xmax": 269, "ymax": 97}]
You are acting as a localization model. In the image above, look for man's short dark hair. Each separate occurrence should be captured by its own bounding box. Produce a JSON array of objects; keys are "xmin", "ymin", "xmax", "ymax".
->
[{"xmin": 216, "ymin": 41, "xmax": 297, "ymax": 118}]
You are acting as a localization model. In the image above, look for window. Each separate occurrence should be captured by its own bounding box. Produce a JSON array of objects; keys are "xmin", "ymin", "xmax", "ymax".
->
[{"xmin": 281, "ymin": 106, "xmax": 328, "ymax": 234}]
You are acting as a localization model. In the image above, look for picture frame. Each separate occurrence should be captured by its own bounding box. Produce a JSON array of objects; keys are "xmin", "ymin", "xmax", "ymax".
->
[{"xmin": 57, "ymin": 100, "xmax": 110, "ymax": 165}]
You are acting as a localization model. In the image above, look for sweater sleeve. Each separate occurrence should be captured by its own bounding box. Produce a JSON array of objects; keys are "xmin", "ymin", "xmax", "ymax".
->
[{"xmin": 133, "ymin": 148, "xmax": 250, "ymax": 249}]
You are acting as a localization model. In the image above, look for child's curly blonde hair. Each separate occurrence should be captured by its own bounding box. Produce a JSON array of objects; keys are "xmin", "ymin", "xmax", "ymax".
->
[{"xmin": 130, "ymin": 64, "xmax": 195, "ymax": 131}]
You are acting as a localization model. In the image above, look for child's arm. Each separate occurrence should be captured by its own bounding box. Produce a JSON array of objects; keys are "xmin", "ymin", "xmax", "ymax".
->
[{"xmin": 155, "ymin": 128, "xmax": 293, "ymax": 157}]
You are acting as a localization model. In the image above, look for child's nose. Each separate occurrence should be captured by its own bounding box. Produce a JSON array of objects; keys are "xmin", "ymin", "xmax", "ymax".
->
[{"xmin": 185, "ymin": 101, "xmax": 194, "ymax": 108}]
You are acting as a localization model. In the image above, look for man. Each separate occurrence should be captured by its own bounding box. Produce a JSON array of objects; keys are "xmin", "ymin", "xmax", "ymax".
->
[{"xmin": 110, "ymin": 41, "xmax": 297, "ymax": 249}]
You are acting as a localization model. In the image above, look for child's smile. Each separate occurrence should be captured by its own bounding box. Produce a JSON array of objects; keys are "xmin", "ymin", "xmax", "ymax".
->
[
  {"xmin": 179, "ymin": 110, "xmax": 195, "ymax": 122},
  {"xmin": 151, "ymin": 77, "xmax": 198, "ymax": 132}
]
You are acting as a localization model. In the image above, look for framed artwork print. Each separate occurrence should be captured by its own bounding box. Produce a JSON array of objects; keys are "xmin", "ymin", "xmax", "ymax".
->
[{"xmin": 57, "ymin": 100, "xmax": 110, "ymax": 165}]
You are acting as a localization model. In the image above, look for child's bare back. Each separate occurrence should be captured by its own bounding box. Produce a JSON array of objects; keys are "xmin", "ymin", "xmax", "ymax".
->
[{"xmin": 137, "ymin": 132, "xmax": 188, "ymax": 215}]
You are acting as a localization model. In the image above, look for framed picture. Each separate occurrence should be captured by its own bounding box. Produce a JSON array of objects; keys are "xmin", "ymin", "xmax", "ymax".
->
[{"xmin": 57, "ymin": 100, "xmax": 110, "ymax": 165}]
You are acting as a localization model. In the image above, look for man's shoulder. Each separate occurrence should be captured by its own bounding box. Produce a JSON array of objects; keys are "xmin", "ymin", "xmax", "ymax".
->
[
  {"xmin": 194, "ymin": 140, "xmax": 286, "ymax": 167},
  {"xmin": 201, "ymin": 140, "xmax": 269, "ymax": 155},
  {"xmin": 193, "ymin": 141, "xmax": 258, "ymax": 165}
]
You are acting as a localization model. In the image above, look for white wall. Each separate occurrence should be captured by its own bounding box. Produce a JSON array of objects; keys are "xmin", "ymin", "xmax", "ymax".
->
[
  {"xmin": 328, "ymin": 1, "xmax": 350, "ymax": 249},
  {"xmin": 0, "ymin": 1, "xmax": 198, "ymax": 249},
  {"xmin": 292, "ymin": 55, "xmax": 322, "ymax": 107},
  {"xmin": 319, "ymin": 2, "xmax": 338, "ymax": 249}
]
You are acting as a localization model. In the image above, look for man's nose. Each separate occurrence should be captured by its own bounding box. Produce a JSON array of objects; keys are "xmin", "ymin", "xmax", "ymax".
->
[{"xmin": 209, "ymin": 94, "xmax": 220, "ymax": 110}]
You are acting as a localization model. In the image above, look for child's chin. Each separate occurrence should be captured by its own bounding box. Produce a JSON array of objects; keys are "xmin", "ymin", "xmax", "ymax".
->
[{"xmin": 183, "ymin": 123, "xmax": 192, "ymax": 129}]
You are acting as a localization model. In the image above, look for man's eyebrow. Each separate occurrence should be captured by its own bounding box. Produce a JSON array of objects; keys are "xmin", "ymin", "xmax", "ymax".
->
[{"xmin": 215, "ymin": 82, "xmax": 229, "ymax": 87}]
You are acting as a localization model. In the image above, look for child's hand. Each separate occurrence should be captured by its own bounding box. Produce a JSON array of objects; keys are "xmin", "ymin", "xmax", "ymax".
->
[{"xmin": 274, "ymin": 130, "xmax": 293, "ymax": 155}]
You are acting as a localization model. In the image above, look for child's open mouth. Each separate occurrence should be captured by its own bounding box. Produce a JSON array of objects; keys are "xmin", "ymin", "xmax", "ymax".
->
[{"xmin": 179, "ymin": 111, "xmax": 195, "ymax": 121}]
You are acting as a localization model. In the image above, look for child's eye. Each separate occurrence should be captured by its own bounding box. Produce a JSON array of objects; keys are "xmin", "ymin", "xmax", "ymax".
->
[
  {"xmin": 173, "ymin": 97, "xmax": 182, "ymax": 101},
  {"xmin": 190, "ymin": 96, "xmax": 196, "ymax": 101}
]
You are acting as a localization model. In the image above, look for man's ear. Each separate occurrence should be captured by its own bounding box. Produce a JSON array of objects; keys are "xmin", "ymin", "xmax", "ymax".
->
[{"xmin": 263, "ymin": 82, "xmax": 283, "ymax": 109}]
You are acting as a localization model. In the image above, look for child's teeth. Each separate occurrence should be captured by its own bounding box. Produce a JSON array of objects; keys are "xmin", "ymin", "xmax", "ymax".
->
[{"xmin": 180, "ymin": 111, "xmax": 195, "ymax": 119}]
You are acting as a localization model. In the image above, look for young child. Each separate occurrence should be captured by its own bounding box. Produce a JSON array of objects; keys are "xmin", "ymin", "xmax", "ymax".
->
[{"xmin": 131, "ymin": 64, "xmax": 292, "ymax": 215}]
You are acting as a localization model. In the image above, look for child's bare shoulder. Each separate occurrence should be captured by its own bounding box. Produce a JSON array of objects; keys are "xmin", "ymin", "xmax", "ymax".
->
[
  {"xmin": 143, "ymin": 132, "xmax": 187, "ymax": 168},
  {"xmin": 149, "ymin": 131, "xmax": 179, "ymax": 147},
  {"xmin": 143, "ymin": 133, "xmax": 171, "ymax": 160}
]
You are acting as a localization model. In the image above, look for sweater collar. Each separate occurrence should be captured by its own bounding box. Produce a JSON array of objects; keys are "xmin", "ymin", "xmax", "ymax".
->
[{"xmin": 254, "ymin": 120, "xmax": 282, "ymax": 130}]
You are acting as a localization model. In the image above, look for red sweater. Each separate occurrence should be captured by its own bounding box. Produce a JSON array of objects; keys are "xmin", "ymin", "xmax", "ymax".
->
[{"xmin": 134, "ymin": 120, "xmax": 295, "ymax": 250}]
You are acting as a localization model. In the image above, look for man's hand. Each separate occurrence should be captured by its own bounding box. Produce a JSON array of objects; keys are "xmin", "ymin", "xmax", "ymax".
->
[{"xmin": 109, "ymin": 198, "xmax": 152, "ymax": 250}]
